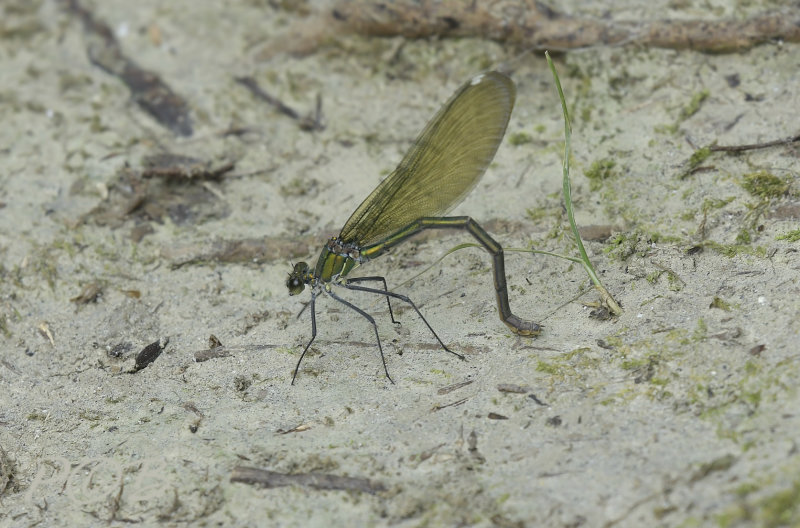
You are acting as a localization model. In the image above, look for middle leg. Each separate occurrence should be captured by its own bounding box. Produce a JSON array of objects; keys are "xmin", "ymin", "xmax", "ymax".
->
[
  {"xmin": 345, "ymin": 275, "xmax": 399, "ymax": 324},
  {"xmin": 343, "ymin": 282, "xmax": 466, "ymax": 360}
]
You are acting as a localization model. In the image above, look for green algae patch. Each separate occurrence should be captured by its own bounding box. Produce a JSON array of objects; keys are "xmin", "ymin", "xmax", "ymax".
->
[
  {"xmin": 709, "ymin": 297, "xmax": 734, "ymax": 311},
  {"xmin": 508, "ymin": 131, "xmax": 533, "ymax": 146},
  {"xmin": 688, "ymin": 146, "xmax": 712, "ymax": 168},
  {"xmin": 702, "ymin": 241, "xmax": 767, "ymax": 258},
  {"xmin": 583, "ymin": 158, "xmax": 618, "ymax": 191},
  {"xmin": 740, "ymin": 171, "xmax": 790, "ymax": 199},
  {"xmin": 680, "ymin": 89, "xmax": 710, "ymax": 120},
  {"xmin": 680, "ymin": 146, "xmax": 713, "ymax": 178},
  {"xmin": 703, "ymin": 197, "xmax": 735, "ymax": 212},
  {"xmin": 604, "ymin": 231, "xmax": 648, "ymax": 261},
  {"xmin": 716, "ymin": 475, "xmax": 800, "ymax": 528},
  {"xmin": 777, "ymin": 229, "xmax": 800, "ymax": 242}
]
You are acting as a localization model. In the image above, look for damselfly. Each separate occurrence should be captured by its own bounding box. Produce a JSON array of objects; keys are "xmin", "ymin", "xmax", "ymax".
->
[{"xmin": 286, "ymin": 71, "xmax": 540, "ymax": 384}]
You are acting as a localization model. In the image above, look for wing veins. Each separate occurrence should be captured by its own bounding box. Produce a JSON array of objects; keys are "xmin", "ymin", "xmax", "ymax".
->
[{"xmin": 338, "ymin": 72, "xmax": 516, "ymax": 246}]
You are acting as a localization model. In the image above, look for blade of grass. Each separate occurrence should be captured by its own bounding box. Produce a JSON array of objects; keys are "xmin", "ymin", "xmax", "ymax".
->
[{"xmin": 546, "ymin": 51, "xmax": 622, "ymax": 315}]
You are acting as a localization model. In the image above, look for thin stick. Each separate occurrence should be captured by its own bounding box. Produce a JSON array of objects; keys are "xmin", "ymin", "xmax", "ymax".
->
[{"xmin": 709, "ymin": 134, "xmax": 800, "ymax": 153}]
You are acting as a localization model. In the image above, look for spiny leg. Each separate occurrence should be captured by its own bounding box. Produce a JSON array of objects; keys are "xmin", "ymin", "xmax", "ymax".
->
[
  {"xmin": 343, "ymin": 282, "xmax": 466, "ymax": 360},
  {"xmin": 293, "ymin": 293, "xmax": 318, "ymax": 385},
  {"xmin": 345, "ymin": 275, "xmax": 399, "ymax": 324},
  {"xmin": 327, "ymin": 289, "xmax": 395, "ymax": 384}
]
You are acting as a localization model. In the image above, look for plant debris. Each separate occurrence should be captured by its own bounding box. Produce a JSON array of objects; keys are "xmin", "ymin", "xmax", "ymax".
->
[
  {"xmin": 259, "ymin": 1, "xmax": 800, "ymax": 58},
  {"xmin": 133, "ymin": 337, "xmax": 169, "ymax": 372},
  {"xmin": 230, "ymin": 466, "xmax": 386, "ymax": 494},
  {"xmin": 61, "ymin": 0, "xmax": 193, "ymax": 135},
  {"xmin": 235, "ymin": 76, "xmax": 324, "ymax": 132}
]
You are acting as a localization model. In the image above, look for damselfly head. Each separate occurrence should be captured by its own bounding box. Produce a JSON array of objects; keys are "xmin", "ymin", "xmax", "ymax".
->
[{"xmin": 286, "ymin": 262, "xmax": 309, "ymax": 295}]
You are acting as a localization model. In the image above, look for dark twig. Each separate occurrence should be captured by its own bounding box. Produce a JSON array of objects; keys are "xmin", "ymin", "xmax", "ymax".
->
[
  {"xmin": 235, "ymin": 76, "xmax": 324, "ymax": 132},
  {"xmin": 61, "ymin": 0, "xmax": 193, "ymax": 136},
  {"xmin": 230, "ymin": 466, "xmax": 386, "ymax": 494},
  {"xmin": 432, "ymin": 397, "xmax": 469, "ymax": 411},
  {"xmin": 709, "ymin": 133, "xmax": 800, "ymax": 153},
  {"xmin": 437, "ymin": 379, "xmax": 473, "ymax": 395}
]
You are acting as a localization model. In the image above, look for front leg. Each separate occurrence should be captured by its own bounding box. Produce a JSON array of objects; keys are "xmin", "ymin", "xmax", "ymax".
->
[{"xmin": 293, "ymin": 292, "xmax": 318, "ymax": 385}]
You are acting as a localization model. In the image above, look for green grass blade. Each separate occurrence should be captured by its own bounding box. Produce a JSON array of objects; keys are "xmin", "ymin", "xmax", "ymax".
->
[{"xmin": 546, "ymin": 51, "xmax": 623, "ymax": 316}]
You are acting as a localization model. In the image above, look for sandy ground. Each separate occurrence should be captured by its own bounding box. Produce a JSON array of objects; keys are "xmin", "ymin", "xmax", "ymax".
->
[{"xmin": 1, "ymin": 1, "xmax": 799, "ymax": 526}]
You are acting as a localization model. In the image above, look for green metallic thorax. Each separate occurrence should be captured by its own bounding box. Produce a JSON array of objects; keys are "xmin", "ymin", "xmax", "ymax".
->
[{"xmin": 313, "ymin": 237, "xmax": 367, "ymax": 283}]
